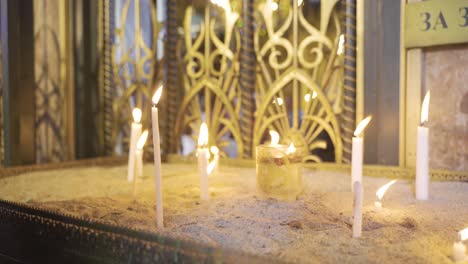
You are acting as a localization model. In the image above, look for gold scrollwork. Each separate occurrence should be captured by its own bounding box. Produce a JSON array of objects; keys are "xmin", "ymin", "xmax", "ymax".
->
[
  {"xmin": 254, "ymin": 0, "xmax": 344, "ymax": 163},
  {"xmin": 111, "ymin": 0, "xmax": 160, "ymax": 152},
  {"xmin": 174, "ymin": 3, "xmax": 243, "ymax": 157}
]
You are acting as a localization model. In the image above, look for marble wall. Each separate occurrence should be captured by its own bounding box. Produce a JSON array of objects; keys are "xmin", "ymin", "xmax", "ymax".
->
[{"xmin": 424, "ymin": 44, "xmax": 468, "ymax": 171}]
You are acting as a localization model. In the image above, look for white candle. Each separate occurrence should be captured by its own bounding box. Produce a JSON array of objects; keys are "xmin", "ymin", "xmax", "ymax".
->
[
  {"xmin": 210, "ymin": 146, "xmax": 220, "ymax": 175},
  {"xmin": 351, "ymin": 116, "xmax": 372, "ymax": 191},
  {"xmin": 128, "ymin": 108, "xmax": 142, "ymax": 182},
  {"xmin": 351, "ymin": 137, "xmax": 363, "ymax": 191},
  {"xmin": 353, "ymin": 181, "xmax": 363, "ymax": 238},
  {"xmin": 135, "ymin": 150, "xmax": 143, "ymax": 178},
  {"xmin": 135, "ymin": 130, "xmax": 149, "ymax": 178},
  {"xmin": 198, "ymin": 122, "xmax": 209, "ymax": 201},
  {"xmin": 374, "ymin": 201, "xmax": 382, "ymax": 212},
  {"xmin": 453, "ymin": 242, "xmax": 466, "ymax": 262},
  {"xmin": 133, "ymin": 130, "xmax": 148, "ymax": 197},
  {"xmin": 374, "ymin": 179, "xmax": 397, "ymax": 212},
  {"xmin": 151, "ymin": 86, "xmax": 164, "ymax": 228},
  {"xmin": 454, "ymin": 228, "xmax": 468, "ymax": 262},
  {"xmin": 416, "ymin": 91, "xmax": 430, "ymax": 200}
]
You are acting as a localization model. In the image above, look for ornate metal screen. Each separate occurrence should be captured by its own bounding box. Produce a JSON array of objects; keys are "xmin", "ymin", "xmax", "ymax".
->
[
  {"xmin": 100, "ymin": 0, "xmax": 356, "ymax": 163},
  {"xmin": 254, "ymin": 0, "xmax": 344, "ymax": 162},
  {"xmin": 173, "ymin": 3, "xmax": 243, "ymax": 157},
  {"xmin": 167, "ymin": 0, "xmax": 351, "ymax": 162},
  {"xmin": 101, "ymin": 0, "xmax": 162, "ymax": 154}
]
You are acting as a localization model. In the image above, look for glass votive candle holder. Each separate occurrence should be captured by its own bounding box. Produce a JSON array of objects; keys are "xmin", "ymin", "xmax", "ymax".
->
[{"xmin": 256, "ymin": 144, "xmax": 303, "ymax": 201}]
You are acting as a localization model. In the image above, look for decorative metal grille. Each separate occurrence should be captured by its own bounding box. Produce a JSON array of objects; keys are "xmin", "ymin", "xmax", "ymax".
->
[
  {"xmin": 170, "ymin": 0, "xmax": 348, "ymax": 162},
  {"xmin": 34, "ymin": 0, "xmax": 67, "ymax": 163},
  {"xmin": 254, "ymin": 0, "xmax": 345, "ymax": 163},
  {"xmin": 110, "ymin": 0, "xmax": 160, "ymax": 154},
  {"xmin": 99, "ymin": 0, "xmax": 355, "ymax": 162},
  {"xmin": 174, "ymin": 3, "xmax": 243, "ymax": 157}
]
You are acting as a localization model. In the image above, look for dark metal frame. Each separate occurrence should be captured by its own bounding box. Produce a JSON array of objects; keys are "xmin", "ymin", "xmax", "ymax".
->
[
  {"xmin": 342, "ymin": 0, "xmax": 357, "ymax": 164},
  {"xmin": 73, "ymin": 0, "xmax": 101, "ymax": 159},
  {"xmin": 0, "ymin": 0, "xmax": 36, "ymax": 166}
]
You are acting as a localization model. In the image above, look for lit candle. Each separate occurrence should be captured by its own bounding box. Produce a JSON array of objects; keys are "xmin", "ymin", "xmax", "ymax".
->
[
  {"xmin": 198, "ymin": 122, "xmax": 210, "ymax": 201},
  {"xmin": 210, "ymin": 146, "xmax": 220, "ymax": 175},
  {"xmin": 128, "ymin": 108, "xmax": 142, "ymax": 182},
  {"xmin": 135, "ymin": 130, "xmax": 149, "ymax": 178},
  {"xmin": 416, "ymin": 91, "xmax": 430, "ymax": 200},
  {"xmin": 352, "ymin": 116, "xmax": 372, "ymax": 191},
  {"xmin": 256, "ymin": 130, "xmax": 303, "ymax": 201},
  {"xmin": 352, "ymin": 181, "xmax": 363, "ymax": 238},
  {"xmin": 151, "ymin": 85, "xmax": 164, "ymax": 228},
  {"xmin": 374, "ymin": 180, "xmax": 397, "ymax": 212},
  {"xmin": 134, "ymin": 130, "xmax": 148, "ymax": 197},
  {"xmin": 453, "ymin": 228, "xmax": 468, "ymax": 262}
]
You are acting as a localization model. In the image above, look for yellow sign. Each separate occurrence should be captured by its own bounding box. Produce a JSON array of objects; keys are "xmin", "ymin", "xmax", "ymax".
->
[{"xmin": 405, "ymin": 0, "xmax": 468, "ymax": 48}]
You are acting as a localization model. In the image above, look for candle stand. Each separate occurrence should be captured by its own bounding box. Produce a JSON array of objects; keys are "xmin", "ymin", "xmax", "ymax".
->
[{"xmin": 0, "ymin": 157, "xmax": 466, "ymax": 263}]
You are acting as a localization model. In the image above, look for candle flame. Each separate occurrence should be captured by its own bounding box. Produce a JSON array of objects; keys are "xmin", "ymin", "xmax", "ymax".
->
[
  {"xmin": 211, "ymin": 0, "xmax": 230, "ymax": 11},
  {"xmin": 269, "ymin": 130, "xmax": 280, "ymax": 145},
  {"xmin": 354, "ymin": 115, "xmax": 372, "ymax": 137},
  {"xmin": 304, "ymin": 91, "xmax": 317, "ymax": 102},
  {"xmin": 271, "ymin": 1, "xmax": 278, "ymax": 11},
  {"xmin": 207, "ymin": 161, "xmax": 216, "ymax": 175},
  {"xmin": 273, "ymin": 97, "xmax": 284, "ymax": 106},
  {"xmin": 198, "ymin": 122, "xmax": 209, "ymax": 147},
  {"xmin": 152, "ymin": 85, "xmax": 163, "ymax": 106},
  {"xmin": 132, "ymin": 108, "xmax": 142, "ymax": 123},
  {"xmin": 459, "ymin": 228, "xmax": 468, "ymax": 241},
  {"xmin": 420, "ymin": 90, "xmax": 430, "ymax": 125},
  {"xmin": 337, "ymin": 34, "xmax": 345, "ymax": 55},
  {"xmin": 210, "ymin": 146, "xmax": 219, "ymax": 155},
  {"xmin": 286, "ymin": 143, "xmax": 296, "ymax": 155},
  {"xmin": 376, "ymin": 180, "xmax": 397, "ymax": 200},
  {"xmin": 136, "ymin": 130, "xmax": 148, "ymax": 150}
]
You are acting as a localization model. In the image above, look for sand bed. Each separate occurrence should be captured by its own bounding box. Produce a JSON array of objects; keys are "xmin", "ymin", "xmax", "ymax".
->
[{"xmin": 0, "ymin": 163, "xmax": 466, "ymax": 263}]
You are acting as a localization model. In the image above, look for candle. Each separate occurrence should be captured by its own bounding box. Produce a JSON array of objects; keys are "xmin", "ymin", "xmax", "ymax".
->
[
  {"xmin": 128, "ymin": 108, "xmax": 142, "ymax": 182},
  {"xmin": 151, "ymin": 85, "xmax": 164, "ymax": 228},
  {"xmin": 351, "ymin": 116, "xmax": 372, "ymax": 191},
  {"xmin": 135, "ymin": 130, "xmax": 149, "ymax": 178},
  {"xmin": 453, "ymin": 228, "xmax": 468, "ymax": 262},
  {"xmin": 134, "ymin": 130, "xmax": 148, "ymax": 196},
  {"xmin": 416, "ymin": 91, "xmax": 430, "ymax": 200},
  {"xmin": 198, "ymin": 122, "xmax": 210, "ymax": 201},
  {"xmin": 256, "ymin": 130, "xmax": 303, "ymax": 201},
  {"xmin": 210, "ymin": 146, "xmax": 220, "ymax": 175},
  {"xmin": 352, "ymin": 181, "xmax": 363, "ymax": 238},
  {"xmin": 374, "ymin": 180, "xmax": 397, "ymax": 212}
]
